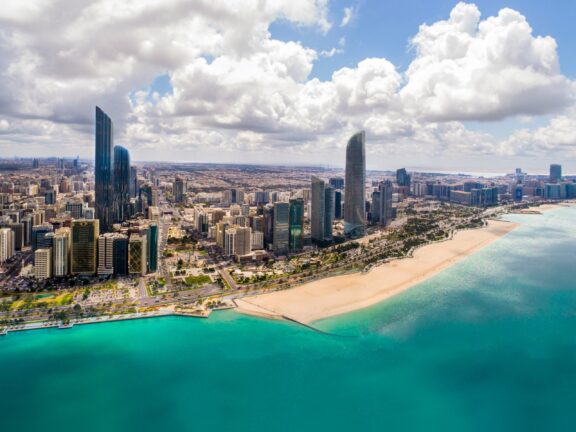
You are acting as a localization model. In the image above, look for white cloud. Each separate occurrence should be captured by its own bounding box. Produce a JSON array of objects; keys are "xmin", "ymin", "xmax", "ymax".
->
[
  {"xmin": 0, "ymin": 1, "xmax": 574, "ymax": 166},
  {"xmin": 341, "ymin": 6, "xmax": 355, "ymax": 27},
  {"xmin": 401, "ymin": 2, "xmax": 574, "ymax": 121}
]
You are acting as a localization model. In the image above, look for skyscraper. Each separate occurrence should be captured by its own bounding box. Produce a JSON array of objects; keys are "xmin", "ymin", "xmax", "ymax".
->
[
  {"xmin": 379, "ymin": 180, "xmax": 394, "ymax": 227},
  {"xmin": 550, "ymin": 164, "xmax": 562, "ymax": 183},
  {"xmin": 344, "ymin": 131, "xmax": 366, "ymax": 238},
  {"xmin": 173, "ymin": 177, "xmax": 184, "ymax": 203},
  {"xmin": 34, "ymin": 249, "xmax": 52, "ymax": 279},
  {"xmin": 396, "ymin": 168, "xmax": 411, "ymax": 188},
  {"xmin": 113, "ymin": 235, "xmax": 129, "ymax": 277},
  {"xmin": 52, "ymin": 229, "xmax": 70, "ymax": 277},
  {"xmin": 97, "ymin": 233, "xmax": 115, "ymax": 276},
  {"xmin": 324, "ymin": 186, "xmax": 335, "ymax": 241},
  {"xmin": 289, "ymin": 198, "xmax": 304, "ymax": 253},
  {"xmin": 95, "ymin": 106, "xmax": 114, "ymax": 231},
  {"xmin": 334, "ymin": 190, "xmax": 342, "ymax": 219},
  {"xmin": 113, "ymin": 145, "xmax": 131, "ymax": 223},
  {"xmin": 272, "ymin": 202, "xmax": 289, "ymax": 256},
  {"xmin": 147, "ymin": 223, "xmax": 158, "ymax": 273},
  {"xmin": 311, "ymin": 176, "xmax": 325, "ymax": 243},
  {"xmin": 71, "ymin": 219, "xmax": 99, "ymax": 275},
  {"xmin": 129, "ymin": 233, "xmax": 147, "ymax": 276}
]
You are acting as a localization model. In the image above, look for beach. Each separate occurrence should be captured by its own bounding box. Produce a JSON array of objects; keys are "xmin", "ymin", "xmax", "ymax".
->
[{"xmin": 235, "ymin": 219, "xmax": 519, "ymax": 324}]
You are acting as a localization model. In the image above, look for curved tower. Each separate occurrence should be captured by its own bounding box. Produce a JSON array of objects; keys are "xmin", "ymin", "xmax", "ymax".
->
[{"xmin": 344, "ymin": 131, "xmax": 366, "ymax": 238}]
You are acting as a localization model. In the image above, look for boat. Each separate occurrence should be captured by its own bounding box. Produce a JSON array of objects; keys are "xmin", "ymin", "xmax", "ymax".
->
[{"xmin": 58, "ymin": 323, "xmax": 74, "ymax": 329}]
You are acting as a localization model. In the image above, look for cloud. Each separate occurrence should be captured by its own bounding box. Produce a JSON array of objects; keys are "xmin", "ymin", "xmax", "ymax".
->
[
  {"xmin": 341, "ymin": 6, "xmax": 355, "ymax": 27},
  {"xmin": 499, "ymin": 109, "xmax": 576, "ymax": 157},
  {"xmin": 401, "ymin": 2, "xmax": 574, "ymax": 121},
  {"xmin": 0, "ymin": 1, "xmax": 574, "ymax": 165}
]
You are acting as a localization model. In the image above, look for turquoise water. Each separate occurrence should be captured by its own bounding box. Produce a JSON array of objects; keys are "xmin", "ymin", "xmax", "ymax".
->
[{"xmin": 1, "ymin": 207, "xmax": 576, "ymax": 431}]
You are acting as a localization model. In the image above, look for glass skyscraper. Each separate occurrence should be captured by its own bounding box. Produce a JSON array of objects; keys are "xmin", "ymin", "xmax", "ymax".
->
[
  {"xmin": 113, "ymin": 145, "xmax": 131, "ymax": 223},
  {"xmin": 344, "ymin": 131, "xmax": 366, "ymax": 238},
  {"xmin": 289, "ymin": 198, "xmax": 304, "ymax": 253},
  {"xmin": 95, "ymin": 107, "xmax": 114, "ymax": 231},
  {"xmin": 324, "ymin": 186, "xmax": 334, "ymax": 241},
  {"xmin": 272, "ymin": 202, "xmax": 289, "ymax": 256},
  {"xmin": 311, "ymin": 176, "xmax": 325, "ymax": 243},
  {"xmin": 147, "ymin": 223, "xmax": 158, "ymax": 273}
]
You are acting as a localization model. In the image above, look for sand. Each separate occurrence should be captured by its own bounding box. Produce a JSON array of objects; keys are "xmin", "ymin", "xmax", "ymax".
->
[{"xmin": 235, "ymin": 219, "xmax": 519, "ymax": 324}]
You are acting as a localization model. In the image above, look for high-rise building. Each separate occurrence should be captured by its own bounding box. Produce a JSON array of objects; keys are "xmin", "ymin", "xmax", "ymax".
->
[
  {"xmin": 71, "ymin": 219, "xmax": 99, "ymax": 275},
  {"xmin": 9, "ymin": 223, "xmax": 23, "ymax": 251},
  {"xmin": 113, "ymin": 235, "xmax": 129, "ymax": 277},
  {"xmin": 97, "ymin": 233, "xmax": 115, "ymax": 276},
  {"xmin": 334, "ymin": 190, "xmax": 342, "ymax": 219},
  {"xmin": 549, "ymin": 164, "xmax": 562, "ymax": 183},
  {"xmin": 32, "ymin": 224, "xmax": 54, "ymax": 258},
  {"xmin": 95, "ymin": 106, "xmax": 114, "ymax": 231},
  {"xmin": 289, "ymin": 198, "xmax": 304, "ymax": 253},
  {"xmin": 66, "ymin": 202, "xmax": 84, "ymax": 219},
  {"xmin": 173, "ymin": 177, "xmax": 184, "ymax": 203},
  {"xmin": 129, "ymin": 233, "xmax": 147, "ymax": 276},
  {"xmin": 344, "ymin": 131, "xmax": 366, "ymax": 238},
  {"xmin": 0, "ymin": 228, "xmax": 15, "ymax": 263},
  {"xmin": 129, "ymin": 166, "xmax": 138, "ymax": 198},
  {"xmin": 147, "ymin": 223, "xmax": 158, "ymax": 273},
  {"xmin": 235, "ymin": 226, "xmax": 252, "ymax": 257},
  {"xmin": 113, "ymin": 145, "xmax": 131, "ymax": 223},
  {"xmin": 324, "ymin": 186, "xmax": 335, "ymax": 241},
  {"xmin": 52, "ymin": 228, "xmax": 70, "ymax": 277},
  {"xmin": 224, "ymin": 229, "xmax": 237, "ymax": 257},
  {"xmin": 34, "ymin": 248, "xmax": 52, "ymax": 279},
  {"xmin": 329, "ymin": 177, "xmax": 344, "ymax": 190},
  {"xmin": 272, "ymin": 202, "xmax": 290, "ymax": 256},
  {"xmin": 378, "ymin": 180, "xmax": 394, "ymax": 227},
  {"xmin": 311, "ymin": 176, "xmax": 325, "ymax": 243},
  {"xmin": 396, "ymin": 168, "xmax": 411, "ymax": 188}
]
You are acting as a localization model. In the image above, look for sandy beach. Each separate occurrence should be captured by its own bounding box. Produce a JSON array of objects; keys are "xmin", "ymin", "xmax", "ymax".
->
[{"xmin": 235, "ymin": 219, "xmax": 519, "ymax": 324}]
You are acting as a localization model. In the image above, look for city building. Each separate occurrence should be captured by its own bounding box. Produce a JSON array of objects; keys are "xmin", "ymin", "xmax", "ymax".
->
[
  {"xmin": 550, "ymin": 164, "xmax": 562, "ymax": 183},
  {"xmin": 289, "ymin": 198, "xmax": 304, "ymax": 253},
  {"xmin": 52, "ymin": 229, "xmax": 70, "ymax": 277},
  {"xmin": 235, "ymin": 226, "xmax": 252, "ymax": 257},
  {"xmin": 344, "ymin": 131, "xmax": 366, "ymax": 238},
  {"xmin": 311, "ymin": 176, "xmax": 325, "ymax": 243},
  {"xmin": 147, "ymin": 223, "xmax": 158, "ymax": 273},
  {"xmin": 71, "ymin": 219, "xmax": 99, "ymax": 275},
  {"xmin": 113, "ymin": 235, "xmax": 129, "ymax": 276},
  {"xmin": 0, "ymin": 228, "xmax": 15, "ymax": 263},
  {"xmin": 95, "ymin": 106, "xmax": 115, "ymax": 232},
  {"xmin": 324, "ymin": 186, "xmax": 335, "ymax": 241},
  {"xmin": 113, "ymin": 145, "xmax": 131, "ymax": 223},
  {"xmin": 173, "ymin": 177, "xmax": 184, "ymax": 203},
  {"xmin": 97, "ymin": 233, "xmax": 116, "ymax": 276},
  {"xmin": 34, "ymin": 248, "xmax": 52, "ymax": 279},
  {"xmin": 272, "ymin": 202, "xmax": 290, "ymax": 256},
  {"xmin": 129, "ymin": 233, "xmax": 147, "ymax": 276}
]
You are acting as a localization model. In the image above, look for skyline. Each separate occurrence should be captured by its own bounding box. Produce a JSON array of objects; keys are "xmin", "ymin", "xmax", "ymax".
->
[{"xmin": 0, "ymin": 1, "xmax": 575, "ymax": 172}]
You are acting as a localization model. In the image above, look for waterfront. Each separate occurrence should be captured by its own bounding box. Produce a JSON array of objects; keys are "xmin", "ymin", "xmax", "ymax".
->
[{"xmin": 1, "ymin": 206, "xmax": 576, "ymax": 431}]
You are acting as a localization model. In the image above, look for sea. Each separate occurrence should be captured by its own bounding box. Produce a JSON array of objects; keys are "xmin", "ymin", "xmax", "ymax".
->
[{"xmin": 1, "ymin": 206, "xmax": 575, "ymax": 431}]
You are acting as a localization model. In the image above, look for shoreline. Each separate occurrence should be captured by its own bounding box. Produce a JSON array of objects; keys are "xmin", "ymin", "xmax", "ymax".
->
[
  {"xmin": 235, "ymin": 219, "xmax": 519, "ymax": 325},
  {"xmin": 2, "ymin": 202, "xmax": 573, "ymax": 336},
  {"xmin": 236, "ymin": 203, "xmax": 574, "ymax": 325}
]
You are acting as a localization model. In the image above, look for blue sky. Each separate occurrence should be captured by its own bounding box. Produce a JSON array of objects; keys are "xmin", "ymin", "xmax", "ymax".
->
[{"xmin": 1, "ymin": 0, "xmax": 575, "ymax": 172}]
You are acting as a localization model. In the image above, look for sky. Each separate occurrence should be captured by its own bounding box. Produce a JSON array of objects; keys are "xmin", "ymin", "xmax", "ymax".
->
[{"xmin": 0, "ymin": 0, "xmax": 575, "ymax": 174}]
